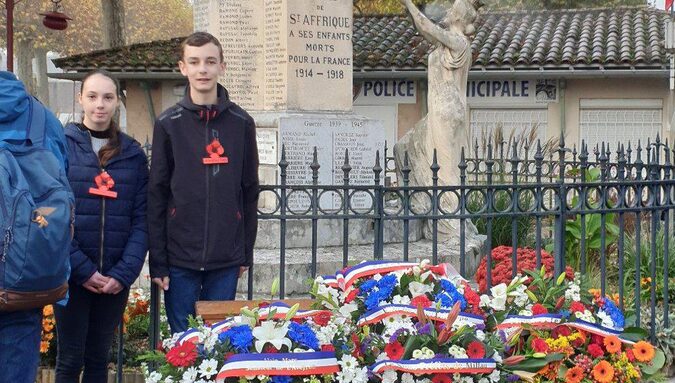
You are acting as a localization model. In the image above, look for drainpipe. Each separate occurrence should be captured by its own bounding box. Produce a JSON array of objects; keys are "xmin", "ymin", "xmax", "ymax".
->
[{"xmin": 559, "ymin": 79, "xmax": 567, "ymax": 141}]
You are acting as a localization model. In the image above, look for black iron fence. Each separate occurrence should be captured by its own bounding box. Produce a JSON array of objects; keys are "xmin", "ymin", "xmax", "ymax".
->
[{"xmin": 135, "ymin": 135, "xmax": 673, "ymax": 376}]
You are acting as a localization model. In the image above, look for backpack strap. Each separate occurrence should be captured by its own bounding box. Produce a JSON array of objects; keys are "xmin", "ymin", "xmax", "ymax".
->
[{"xmin": 25, "ymin": 97, "xmax": 46, "ymax": 147}]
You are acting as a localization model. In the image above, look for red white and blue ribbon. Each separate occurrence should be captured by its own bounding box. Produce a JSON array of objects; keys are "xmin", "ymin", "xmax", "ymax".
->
[
  {"xmin": 320, "ymin": 275, "xmax": 339, "ymax": 289},
  {"xmin": 256, "ymin": 302, "xmax": 332, "ymax": 321},
  {"xmin": 371, "ymin": 358, "xmax": 496, "ymax": 375},
  {"xmin": 177, "ymin": 328, "xmax": 201, "ymax": 345},
  {"xmin": 495, "ymin": 314, "xmax": 563, "ymax": 330},
  {"xmin": 567, "ymin": 320, "xmax": 635, "ymax": 344},
  {"xmin": 215, "ymin": 352, "xmax": 340, "ymax": 382},
  {"xmin": 338, "ymin": 261, "xmax": 417, "ymax": 292},
  {"xmin": 210, "ymin": 318, "xmax": 236, "ymax": 334},
  {"xmin": 357, "ymin": 304, "xmax": 485, "ymax": 327}
]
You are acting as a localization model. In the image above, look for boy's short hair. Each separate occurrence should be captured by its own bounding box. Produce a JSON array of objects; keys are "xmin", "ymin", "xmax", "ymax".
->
[{"xmin": 180, "ymin": 32, "xmax": 224, "ymax": 63}]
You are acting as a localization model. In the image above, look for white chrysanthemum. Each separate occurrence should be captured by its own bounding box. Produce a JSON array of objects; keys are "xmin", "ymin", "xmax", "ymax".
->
[
  {"xmin": 489, "ymin": 369, "xmax": 501, "ymax": 382},
  {"xmin": 491, "ymin": 351, "xmax": 502, "ymax": 363},
  {"xmin": 478, "ymin": 378, "xmax": 490, "ymax": 383},
  {"xmin": 475, "ymin": 330, "xmax": 486, "ymax": 341},
  {"xmin": 197, "ymin": 359, "xmax": 219, "ymax": 379},
  {"xmin": 162, "ymin": 332, "xmax": 183, "ymax": 350},
  {"xmin": 180, "ymin": 367, "xmax": 198, "ymax": 383},
  {"xmin": 336, "ymin": 355, "xmax": 368, "ymax": 383},
  {"xmin": 146, "ymin": 371, "xmax": 163, "ymax": 383},
  {"xmin": 382, "ymin": 370, "xmax": 398, "ymax": 383},
  {"xmin": 597, "ymin": 310, "xmax": 614, "ymax": 328},
  {"xmin": 200, "ymin": 327, "xmax": 219, "ymax": 352},
  {"xmin": 382, "ymin": 316, "xmax": 416, "ymax": 342},
  {"xmin": 448, "ymin": 345, "xmax": 468, "ymax": 358},
  {"xmin": 392, "ymin": 294, "xmax": 412, "ymax": 305},
  {"xmin": 316, "ymin": 322, "xmax": 339, "ymax": 345},
  {"xmin": 402, "ymin": 373, "xmax": 415, "ymax": 383},
  {"xmin": 460, "ymin": 377, "xmax": 474, "ymax": 383},
  {"xmin": 163, "ymin": 377, "xmax": 174, "ymax": 383},
  {"xmin": 574, "ymin": 310, "xmax": 596, "ymax": 323}
]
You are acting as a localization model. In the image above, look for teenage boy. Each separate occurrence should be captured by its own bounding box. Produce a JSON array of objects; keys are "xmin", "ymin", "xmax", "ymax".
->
[{"xmin": 148, "ymin": 32, "xmax": 259, "ymax": 333}]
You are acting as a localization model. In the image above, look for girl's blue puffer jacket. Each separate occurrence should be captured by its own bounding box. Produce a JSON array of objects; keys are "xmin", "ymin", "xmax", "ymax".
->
[{"xmin": 65, "ymin": 123, "xmax": 148, "ymax": 288}]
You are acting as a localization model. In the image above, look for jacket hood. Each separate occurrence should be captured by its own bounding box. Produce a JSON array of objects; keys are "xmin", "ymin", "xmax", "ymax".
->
[
  {"xmin": 0, "ymin": 71, "xmax": 30, "ymax": 123},
  {"xmin": 177, "ymin": 84, "xmax": 234, "ymax": 117},
  {"xmin": 65, "ymin": 122, "xmax": 144, "ymax": 158}
]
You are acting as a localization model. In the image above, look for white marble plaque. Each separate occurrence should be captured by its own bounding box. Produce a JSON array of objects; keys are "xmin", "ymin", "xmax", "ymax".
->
[
  {"xmin": 256, "ymin": 130, "xmax": 278, "ymax": 165},
  {"xmin": 279, "ymin": 116, "xmax": 385, "ymax": 210}
]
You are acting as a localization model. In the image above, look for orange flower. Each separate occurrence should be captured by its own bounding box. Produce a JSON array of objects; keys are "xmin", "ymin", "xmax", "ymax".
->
[
  {"xmin": 641, "ymin": 277, "xmax": 652, "ymax": 287},
  {"xmin": 42, "ymin": 305, "xmax": 54, "ymax": 316},
  {"xmin": 633, "ymin": 341, "xmax": 656, "ymax": 362},
  {"xmin": 565, "ymin": 366, "xmax": 584, "ymax": 383},
  {"xmin": 592, "ymin": 361, "xmax": 615, "ymax": 383},
  {"xmin": 40, "ymin": 341, "xmax": 50, "ymax": 354},
  {"xmin": 604, "ymin": 335, "xmax": 622, "ymax": 354}
]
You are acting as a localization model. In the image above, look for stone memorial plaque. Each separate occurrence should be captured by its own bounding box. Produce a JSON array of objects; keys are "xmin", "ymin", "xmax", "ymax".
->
[
  {"xmin": 193, "ymin": 0, "xmax": 352, "ymax": 112},
  {"xmin": 256, "ymin": 130, "xmax": 278, "ymax": 165},
  {"xmin": 279, "ymin": 116, "xmax": 385, "ymax": 210}
]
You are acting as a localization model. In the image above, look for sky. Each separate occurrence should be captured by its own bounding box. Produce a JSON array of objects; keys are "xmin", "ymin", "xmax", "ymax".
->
[{"xmin": 650, "ymin": 0, "xmax": 665, "ymax": 9}]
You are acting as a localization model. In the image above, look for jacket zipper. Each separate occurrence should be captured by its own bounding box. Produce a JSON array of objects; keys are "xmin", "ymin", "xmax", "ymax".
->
[
  {"xmin": 1, "ymin": 191, "xmax": 28, "ymax": 263},
  {"xmin": 99, "ymin": 194, "xmax": 106, "ymax": 272},
  {"xmin": 201, "ymin": 109, "xmax": 212, "ymax": 270}
]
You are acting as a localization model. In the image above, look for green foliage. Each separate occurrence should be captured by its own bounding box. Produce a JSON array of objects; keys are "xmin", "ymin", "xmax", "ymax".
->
[
  {"xmin": 545, "ymin": 168, "xmax": 619, "ymax": 271},
  {"xmin": 468, "ymin": 188, "xmax": 536, "ymax": 248},
  {"xmin": 619, "ymin": 227, "xmax": 675, "ymax": 305}
]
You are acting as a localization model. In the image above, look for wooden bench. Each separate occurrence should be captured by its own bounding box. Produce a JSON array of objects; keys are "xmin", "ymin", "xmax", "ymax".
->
[{"xmin": 195, "ymin": 299, "xmax": 315, "ymax": 323}]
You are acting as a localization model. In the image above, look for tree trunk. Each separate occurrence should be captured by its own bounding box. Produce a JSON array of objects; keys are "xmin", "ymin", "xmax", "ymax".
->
[
  {"xmin": 34, "ymin": 48, "xmax": 50, "ymax": 107},
  {"xmin": 15, "ymin": 39, "xmax": 35, "ymax": 95},
  {"xmin": 101, "ymin": 0, "xmax": 125, "ymax": 48}
]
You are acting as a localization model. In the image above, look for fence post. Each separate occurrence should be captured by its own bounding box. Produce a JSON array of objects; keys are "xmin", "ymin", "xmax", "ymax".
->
[
  {"xmin": 279, "ymin": 145, "xmax": 288, "ymax": 299},
  {"xmin": 534, "ymin": 141, "xmax": 544, "ymax": 268},
  {"xmin": 310, "ymin": 147, "xmax": 320, "ymax": 278},
  {"xmin": 554, "ymin": 134, "xmax": 567, "ymax": 278},
  {"xmin": 634, "ymin": 141, "xmax": 644, "ymax": 327},
  {"xmin": 486, "ymin": 141, "xmax": 494, "ymax": 288},
  {"xmin": 431, "ymin": 149, "xmax": 440, "ymax": 265},
  {"xmin": 459, "ymin": 148, "xmax": 467, "ymax": 276},
  {"xmin": 617, "ymin": 144, "xmax": 627, "ymax": 311},
  {"xmin": 510, "ymin": 143, "xmax": 520, "ymax": 278},
  {"xmin": 342, "ymin": 149, "xmax": 352, "ymax": 268},
  {"xmin": 664, "ymin": 142, "xmax": 671, "ymax": 329},
  {"xmin": 402, "ymin": 152, "xmax": 411, "ymax": 262},
  {"xmin": 599, "ymin": 143, "xmax": 609, "ymax": 295},
  {"xmin": 373, "ymin": 151, "xmax": 384, "ymax": 260},
  {"xmin": 579, "ymin": 142, "xmax": 589, "ymax": 275}
]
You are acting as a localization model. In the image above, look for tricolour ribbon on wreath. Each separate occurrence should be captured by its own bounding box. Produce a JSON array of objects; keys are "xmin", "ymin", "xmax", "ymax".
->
[
  {"xmin": 337, "ymin": 260, "xmax": 418, "ymax": 292},
  {"xmin": 371, "ymin": 358, "xmax": 497, "ymax": 375},
  {"xmin": 215, "ymin": 352, "xmax": 340, "ymax": 382},
  {"xmin": 493, "ymin": 315, "xmax": 635, "ymax": 345},
  {"xmin": 495, "ymin": 314, "xmax": 563, "ymax": 330},
  {"xmin": 358, "ymin": 304, "xmax": 485, "ymax": 328}
]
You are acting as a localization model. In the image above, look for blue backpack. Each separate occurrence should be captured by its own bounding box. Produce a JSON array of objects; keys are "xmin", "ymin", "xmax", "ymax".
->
[{"xmin": 0, "ymin": 98, "xmax": 74, "ymax": 311}]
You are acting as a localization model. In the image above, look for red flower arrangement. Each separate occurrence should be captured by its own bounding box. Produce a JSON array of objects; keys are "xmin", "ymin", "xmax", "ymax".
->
[
  {"xmin": 165, "ymin": 341, "xmax": 197, "ymax": 367},
  {"xmin": 431, "ymin": 374, "xmax": 453, "ymax": 383},
  {"xmin": 474, "ymin": 246, "xmax": 574, "ymax": 292},
  {"xmin": 466, "ymin": 341, "xmax": 486, "ymax": 358},
  {"xmin": 384, "ymin": 341, "xmax": 405, "ymax": 360}
]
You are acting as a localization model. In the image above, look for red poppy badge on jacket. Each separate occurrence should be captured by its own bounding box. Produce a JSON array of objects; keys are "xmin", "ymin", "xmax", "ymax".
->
[
  {"xmin": 89, "ymin": 171, "xmax": 118, "ymax": 198},
  {"xmin": 203, "ymin": 138, "xmax": 229, "ymax": 165}
]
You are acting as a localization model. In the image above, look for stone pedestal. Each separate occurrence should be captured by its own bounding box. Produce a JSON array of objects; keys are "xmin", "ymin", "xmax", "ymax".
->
[{"xmin": 193, "ymin": 0, "xmax": 353, "ymax": 112}]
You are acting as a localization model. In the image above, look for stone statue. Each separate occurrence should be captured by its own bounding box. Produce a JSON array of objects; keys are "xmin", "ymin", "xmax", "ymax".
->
[{"xmin": 394, "ymin": 0, "xmax": 484, "ymax": 250}]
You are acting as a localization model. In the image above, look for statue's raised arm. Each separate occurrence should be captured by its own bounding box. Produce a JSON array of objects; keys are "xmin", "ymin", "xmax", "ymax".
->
[{"xmin": 399, "ymin": 0, "xmax": 467, "ymax": 54}]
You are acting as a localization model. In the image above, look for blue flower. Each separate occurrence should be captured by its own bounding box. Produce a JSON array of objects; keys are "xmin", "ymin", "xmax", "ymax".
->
[
  {"xmin": 359, "ymin": 280, "xmax": 377, "ymax": 294},
  {"xmin": 219, "ymin": 325, "xmax": 254, "ymax": 353},
  {"xmin": 288, "ymin": 322, "xmax": 320, "ymax": 350},
  {"xmin": 435, "ymin": 290, "xmax": 467, "ymax": 310},
  {"xmin": 271, "ymin": 376, "xmax": 292, "ymax": 383},
  {"xmin": 559, "ymin": 309, "xmax": 571, "ymax": 319},
  {"xmin": 601, "ymin": 298, "xmax": 625, "ymax": 328}
]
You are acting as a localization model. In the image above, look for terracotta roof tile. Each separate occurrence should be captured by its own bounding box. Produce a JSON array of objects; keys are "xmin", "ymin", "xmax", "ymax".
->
[{"xmin": 53, "ymin": 7, "xmax": 668, "ymax": 73}]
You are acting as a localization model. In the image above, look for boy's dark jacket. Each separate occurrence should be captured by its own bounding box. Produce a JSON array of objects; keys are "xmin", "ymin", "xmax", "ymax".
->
[
  {"xmin": 148, "ymin": 85, "xmax": 259, "ymax": 278},
  {"xmin": 65, "ymin": 123, "xmax": 149, "ymax": 288}
]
